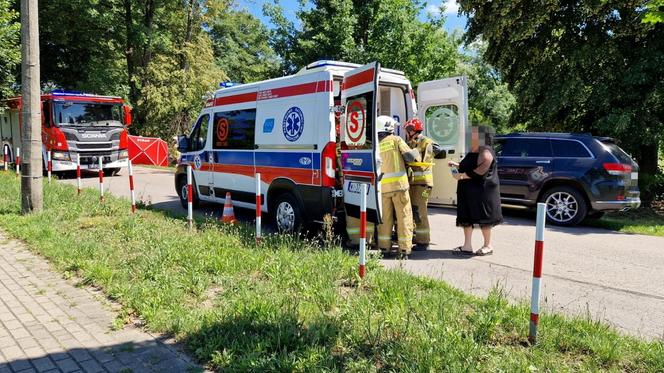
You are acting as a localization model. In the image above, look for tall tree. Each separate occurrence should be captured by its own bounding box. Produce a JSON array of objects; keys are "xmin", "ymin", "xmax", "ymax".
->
[
  {"xmin": 0, "ymin": 0, "xmax": 20, "ymax": 100},
  {"xmin": 210, "ymin": 9, "xmax": 279, "ymax": 83},
  {"xmin": 459, "ymin": 0, "xmax": 664, "ymax": 181},
  {"xmin": 265, "ymin": 0, "xmax": 461, "ymax": 86}
]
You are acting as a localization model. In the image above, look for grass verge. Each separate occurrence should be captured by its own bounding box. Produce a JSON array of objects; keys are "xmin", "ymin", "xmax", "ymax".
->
[
  {"xmin": 588, "ymin": 208, "xmax": 664, "ymax": 237},
  {"xmin": 0, "ymin": 173, "xmax": 662, "ymax": 371}
]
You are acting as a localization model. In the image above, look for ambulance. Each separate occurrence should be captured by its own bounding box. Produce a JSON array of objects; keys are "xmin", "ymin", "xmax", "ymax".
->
[{"xmin": 175, "ymin": 60, "xmax": 469, "ymax": 232}]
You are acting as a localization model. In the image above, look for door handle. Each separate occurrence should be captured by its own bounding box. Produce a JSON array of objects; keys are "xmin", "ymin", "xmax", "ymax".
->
[{"xmin": 535, "ymin": 160, "xmax": 551, "ymax": 164}]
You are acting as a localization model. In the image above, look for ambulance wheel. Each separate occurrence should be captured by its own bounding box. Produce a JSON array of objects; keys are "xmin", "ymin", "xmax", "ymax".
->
[
  {"xmin": 177, "ymin": 175, "xmax": 199, "ymax": 209},
  {"xmin": 273, "ymin": 193, "xmax": 302, "ymax": 233}
]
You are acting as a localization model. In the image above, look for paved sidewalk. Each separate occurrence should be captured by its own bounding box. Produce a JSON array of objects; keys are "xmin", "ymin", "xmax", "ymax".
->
[{"xmin": 0, "ymin": 233, "xmax": 201, "ymax": 373}]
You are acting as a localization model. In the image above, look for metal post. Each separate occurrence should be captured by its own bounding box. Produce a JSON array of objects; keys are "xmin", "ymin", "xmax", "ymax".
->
[
  {"xmin": 187, "ymin": 165, "xmax": 193, "ymax": 230},
  {"xmin": 15, "ymin": 147, "xmax": 20, "ymax": 176},
  {"xmin": 76, "ymin": 154, "xmax": 81, "ymax": 195},
  {"xmin": 3, "ymin": 146, "xmax": 7, "ymax": 171},
  {"xmin": 359, "ymin": 183, "xmax": 368, "ymax": 279},
  {"xmin": 128, "ymin": 159, "xmax": 136, "ymax": 213},
  {"xmin": 529, "ymin": 203, "xmax": 547, "ymax": 344},
  {"xmin": 98, "ymin": 157, "xmax": 104, "ymax": 202},
  {"xmin": 47, "ymin": 150, "xmax": 52, "ymax": 182},
  {"xmin": 255, "ymin": 173, "xmax": 262, "ymax": 245}
]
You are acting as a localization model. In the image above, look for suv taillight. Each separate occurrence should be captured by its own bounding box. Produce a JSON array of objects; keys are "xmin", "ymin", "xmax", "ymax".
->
[
  {"xmin": 603, "ymin": 163, "xmax": 632, "ymax": 175},
  {"xmin": 321, "ymin": 141, "xmax": 337, "ymax": 187}
]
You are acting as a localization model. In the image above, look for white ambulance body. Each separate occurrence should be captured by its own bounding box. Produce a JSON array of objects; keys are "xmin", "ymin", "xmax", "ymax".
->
[{"xmin": 175, "ymin": 60, "xmax": 469, "ymax": 231}]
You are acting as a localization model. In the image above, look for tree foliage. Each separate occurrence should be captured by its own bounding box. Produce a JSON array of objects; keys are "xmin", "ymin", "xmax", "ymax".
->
[
  {"xmin": 459, "ymin": 0, "xmax": 664, "ymax": 175},
  {"xmin": 0, "ymin": 0, "xmax": 20, "ymax": 101},
  {"xmin": 265, "ymin": 0, "xmax": 462, "ymax": 86},
  {"xmin": 210, "ymin": 9, "xmax": 279, "ymax": 83}
]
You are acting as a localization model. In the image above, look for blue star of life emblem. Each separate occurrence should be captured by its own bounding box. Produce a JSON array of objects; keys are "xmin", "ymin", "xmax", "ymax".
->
[{"xmin": 282, "ymin": 107, "xmax": 304, "ymax": 142}]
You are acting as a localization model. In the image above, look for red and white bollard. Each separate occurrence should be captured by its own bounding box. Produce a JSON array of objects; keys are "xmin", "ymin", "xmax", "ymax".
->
[
  {"xmin": 47, "ymin": 150, "xmax": 52, "ymax": 182},
  {"xmin": 76, "ymin": 154, "xmax": 82, "ymax": 195},
  {"xmin": 98, "ymin": 157, "xmax": 104, "ymax": 202},
  {"xmin": 255, "ymin": 173, "xmax": 262, "ymax": 245},
  {"xmin": 187, "ymin": 165, "xmax": 193, "ymax": 230},
  {"xmin": 128, "ymin": 159, "xmax": 136, "ymax": 213},
  {"xmin": 15, "ymin": 147, "xmax": 20, "ymax": 176},
  {"xmin": 529, "ymin": 202, "xmax": 547, "ymax": 344},
  {"xmin": 3, "ymin": 146, "xmax": 7, "ymax": 171},
  {"xmin": 359, "ymin": 183, "xmax": 368, "ymax": 279}
]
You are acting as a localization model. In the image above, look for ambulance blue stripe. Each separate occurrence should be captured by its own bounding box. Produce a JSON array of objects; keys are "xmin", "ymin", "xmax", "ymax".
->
[
  {"xmin": 255, "ymin": 152, "xmax": 315, "ymax": 169},
  {"xmin": 181, "ymin": 150, "xmax": 319, "ymax": 170}
]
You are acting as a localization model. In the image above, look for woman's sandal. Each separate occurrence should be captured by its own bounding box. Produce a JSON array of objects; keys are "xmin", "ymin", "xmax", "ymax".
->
[
  {"xmin": 476, "ymin": 246, "xmax": 494, "ymax": 256},
  {"xmin": 452, "ymin": 246, "xmax": 475, "ymax": 255}
]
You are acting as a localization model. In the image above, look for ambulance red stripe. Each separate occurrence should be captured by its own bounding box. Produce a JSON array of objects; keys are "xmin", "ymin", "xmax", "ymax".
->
[
  {"xmin": 344, "ymin": 68, "xmax": 375, "ymax": 90},
  {"xmin": 200, "ymin": 163, "xmax": 315, "ymax": 185},
  {"xmin": 214, "ymin": 79, "xmax": 333, "ymax": 107},
  {"xmin": 343, "ymin": 170, "xmax": 375, "ymax": 182}
]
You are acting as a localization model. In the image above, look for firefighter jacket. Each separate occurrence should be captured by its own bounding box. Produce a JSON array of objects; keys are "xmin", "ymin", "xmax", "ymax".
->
[
  {"xmin": 407, "ymin": 134, "xmax": 435, "ymax": 187},
  {"xmin": 379, "ymin": 134, "xmax": 421, "ymax": 193}
]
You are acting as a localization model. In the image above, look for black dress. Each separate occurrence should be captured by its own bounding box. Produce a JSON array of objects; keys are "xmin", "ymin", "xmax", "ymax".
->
[{"xmin": 456, "ymin": 147, "xmax": 503, "ymax": 227}]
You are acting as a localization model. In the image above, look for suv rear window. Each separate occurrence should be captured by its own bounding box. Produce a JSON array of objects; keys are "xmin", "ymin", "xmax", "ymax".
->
[
  {"xmin": 602, "ymin": 141, "xmax": 634, "ymax": 164},
  {"xmin": 497, "ymin": 138, "xmax": 552, "ymax": 157},
  {"xmin": 551, "ymin": 139, "xmax": 592, "ymax": 158}
]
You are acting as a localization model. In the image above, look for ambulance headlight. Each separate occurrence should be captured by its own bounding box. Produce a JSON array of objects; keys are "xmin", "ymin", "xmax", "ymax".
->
[
  {"xmin": 51, "ymin": 151, "xmax": 71, "ymax": 161},
  {"xmin": 118, "ymin": 149, "xmax": 129, "ymax": 159}
]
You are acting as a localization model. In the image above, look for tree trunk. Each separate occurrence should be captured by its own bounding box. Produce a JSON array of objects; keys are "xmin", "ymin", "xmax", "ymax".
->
[
  {"xmin": 124, "ymin": 0, "xmax": 139, "ymax": 111},
  {"xmin": 20, "ymin": 0, "xmax": 43, "ymax": 214}
]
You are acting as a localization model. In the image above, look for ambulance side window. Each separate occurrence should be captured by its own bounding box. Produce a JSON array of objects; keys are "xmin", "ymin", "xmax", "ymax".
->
[
  {"xmin": 189, "ymin": 114, "xmax": 210, "ymax": 152},
  {"xmin": 213, "ymin": 109, "xmax": 256, "ymax": 150}
]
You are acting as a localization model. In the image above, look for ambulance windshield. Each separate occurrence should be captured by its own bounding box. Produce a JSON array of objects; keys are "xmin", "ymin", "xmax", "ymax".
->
[{"xmin": 54, "ymin": 101, "xmax": 124, "ymax": 127}]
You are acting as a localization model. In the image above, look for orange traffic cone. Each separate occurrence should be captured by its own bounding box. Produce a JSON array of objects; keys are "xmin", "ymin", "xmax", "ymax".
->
[{"xmin": 221, "ymin": 192, "xmax": 237, "ymax": 224}]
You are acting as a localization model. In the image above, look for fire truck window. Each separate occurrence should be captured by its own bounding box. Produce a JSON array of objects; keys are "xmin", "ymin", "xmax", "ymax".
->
[
  {"xmin": 189, "ymin": 114, "xmax": 210, "ymax": 152},
  {"xmin": 213, "ymin": 109, "xmax": 256, "ymax": 150}
]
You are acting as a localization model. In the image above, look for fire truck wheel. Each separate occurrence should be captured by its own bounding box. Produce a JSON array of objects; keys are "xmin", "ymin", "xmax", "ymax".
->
[
  {"xmin": 273, "ymin": 193, "xmax": 302, "ymax": 233},
  {"xmin": 177, "ymin": 175, "xmax": 200, "ymax": 209}
]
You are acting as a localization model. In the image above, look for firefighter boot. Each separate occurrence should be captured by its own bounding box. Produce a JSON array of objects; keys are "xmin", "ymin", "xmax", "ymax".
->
[{"xmin": 409, "ymin": 185, "xmax": 431, "ymax": 250}]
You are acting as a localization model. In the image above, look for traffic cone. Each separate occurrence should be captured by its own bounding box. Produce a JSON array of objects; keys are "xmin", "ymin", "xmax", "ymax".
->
[{"xmin": 221, "ymin": 192, "xmax": 237, "ymax": 224}]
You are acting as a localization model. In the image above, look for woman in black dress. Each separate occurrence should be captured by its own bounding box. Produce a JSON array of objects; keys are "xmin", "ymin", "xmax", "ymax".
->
[{"xmin": 448, "ymin": 126, "xmax": 502, "ymax": 256}]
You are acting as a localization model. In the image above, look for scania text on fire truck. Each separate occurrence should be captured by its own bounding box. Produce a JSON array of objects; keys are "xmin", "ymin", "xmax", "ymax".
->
[
  {"xmin": 175, "ymin": 60, "xmax": 469, "ymax": 232},
  {"xmin": 0, "ymin": 90, "xmax": 132, "ymax": 174}
]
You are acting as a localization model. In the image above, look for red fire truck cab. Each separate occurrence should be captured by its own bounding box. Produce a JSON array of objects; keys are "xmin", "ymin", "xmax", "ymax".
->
[{"xmin": 0, "ymin": 90, "xmax": 132, "ymax": 174}]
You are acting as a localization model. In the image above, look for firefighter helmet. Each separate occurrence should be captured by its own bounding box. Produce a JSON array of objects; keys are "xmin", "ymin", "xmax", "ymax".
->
[
  {"xmin": 404, "ymin": 118, "xmax": 424, "ymax": 132},
  {"xmin": 377, "ymin": 115, "xmax": 396, "ymax": 133}
]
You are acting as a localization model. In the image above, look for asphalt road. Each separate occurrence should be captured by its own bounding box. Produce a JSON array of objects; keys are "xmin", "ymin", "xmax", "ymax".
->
[{"xmin": 62, "ymin": 166, "xmax": 664, "ymax": 339}]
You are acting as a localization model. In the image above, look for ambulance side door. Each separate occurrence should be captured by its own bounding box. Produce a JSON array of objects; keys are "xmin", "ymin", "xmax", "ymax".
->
[
  {"xmin": 186, "ymin": 113, "xmax": 213, "ymax": 198},
  {"xmin": 341, "ymin": 62, "xmax": 382, "ymax": 223},
  {"xmin": 416, "ymin": 76, "xmax": 469, "ymax": 206}
]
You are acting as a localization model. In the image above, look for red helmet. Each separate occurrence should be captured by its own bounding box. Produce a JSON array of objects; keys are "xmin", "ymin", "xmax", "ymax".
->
[{"xmin": 404, "ymin": 118, "xmax": 424, "ymax": 132}]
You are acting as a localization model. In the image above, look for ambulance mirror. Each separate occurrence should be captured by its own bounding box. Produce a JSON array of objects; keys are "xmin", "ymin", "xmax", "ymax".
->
[{"xmin": 177, "ymin": 135, "xmax": 189, "ymax": 153}]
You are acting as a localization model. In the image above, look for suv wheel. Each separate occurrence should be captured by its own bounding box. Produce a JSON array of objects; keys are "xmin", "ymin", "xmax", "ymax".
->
[
  {"xmin": 177, "ymin": 175, "xmax": 199, "ymax": 209},
  {"xmin": 540, "ymin": 186, "xmax": 588, "ymax": 226},
  {"xmin": 273, "ymin": 193, "xmax": 302, "ymax": 232}
]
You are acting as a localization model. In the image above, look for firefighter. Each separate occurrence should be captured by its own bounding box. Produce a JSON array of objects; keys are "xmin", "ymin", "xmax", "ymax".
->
[
  {"xmin": 404, "ymin": 118, "xmax": 441, "ymax": 250},
  {"xmin": 376, "ymin": 116, "xmax": 421, "ymax": 258}
]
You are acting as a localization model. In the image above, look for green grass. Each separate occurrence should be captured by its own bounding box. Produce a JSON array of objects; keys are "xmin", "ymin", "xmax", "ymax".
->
[
  {"xmin": 0, "ymin": 173, "xmax": 662, "ymax": 371},
  {"xmin": 588, "ymin": 208, "xmax": 664, "ymax": 237}
]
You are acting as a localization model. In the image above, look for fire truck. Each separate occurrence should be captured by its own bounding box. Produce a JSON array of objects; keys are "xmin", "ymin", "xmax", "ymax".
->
[
  {"xmin": 176, "ymin": 60, "xmax": 468, "ymax": 232},
  {"xmin": 0, "ymin": 90, "xmax": 132, "ymax": 174}
]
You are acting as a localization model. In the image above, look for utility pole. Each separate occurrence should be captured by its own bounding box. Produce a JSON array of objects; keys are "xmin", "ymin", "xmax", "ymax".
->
[{"xmin": 20, "ymin": 0, "xmax": 43, "ymax": 214}]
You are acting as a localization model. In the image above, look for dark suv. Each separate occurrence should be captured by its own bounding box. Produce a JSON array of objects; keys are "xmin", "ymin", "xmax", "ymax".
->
[{"xmin": 494, "ymin": 133, "xmax": 640, "ymax": 226}]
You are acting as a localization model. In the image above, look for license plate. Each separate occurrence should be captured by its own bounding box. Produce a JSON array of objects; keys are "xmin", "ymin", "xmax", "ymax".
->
[{"xmin": 631, "ymin": 172, "xmax": 638, "ymax": 180}]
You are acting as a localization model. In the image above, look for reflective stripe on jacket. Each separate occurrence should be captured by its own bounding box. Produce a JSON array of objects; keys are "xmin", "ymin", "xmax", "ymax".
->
[
  {"xmin": 379, "ymin": 134, "xmax": 419, "ymax": 193},
  {"xmin": 408, "ymin": 135, "xmax": 435, "ymax": 187}
]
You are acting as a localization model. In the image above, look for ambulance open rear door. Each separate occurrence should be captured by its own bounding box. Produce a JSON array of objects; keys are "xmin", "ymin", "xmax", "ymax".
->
[
  {"xmin": 340, "ymin": 62, "xmax": 382, "ymax": 223},
  {"xmin": 416, "ymin": 76, "xmax": 469, "ymax": 206}
]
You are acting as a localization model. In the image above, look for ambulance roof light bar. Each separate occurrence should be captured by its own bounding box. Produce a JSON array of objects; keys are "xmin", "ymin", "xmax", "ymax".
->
[{"xmin": 219, "ymin": 81, "xmax": 242, "ymax": 88}]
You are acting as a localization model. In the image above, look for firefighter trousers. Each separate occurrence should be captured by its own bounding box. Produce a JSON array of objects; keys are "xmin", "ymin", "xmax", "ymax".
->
[
  {"xmin": 345, "ymin": 214, "xmax": 375, "ymax": 246},
  {"xmin": 409, "ymin": 185, "xmax": 431, "ymax": 245},
  {"xmin": 377, "ymin": 190, "xmax": 414, "ymax": 254}
]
